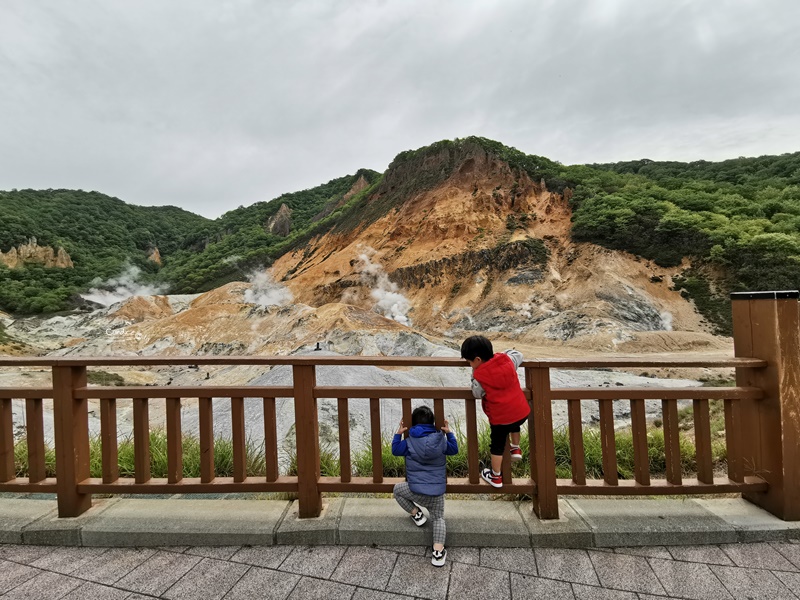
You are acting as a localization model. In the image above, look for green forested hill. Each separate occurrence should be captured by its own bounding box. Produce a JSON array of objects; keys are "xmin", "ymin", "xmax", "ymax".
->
[
  {"xmin": 0, "ymin": 189, "xmax": 212, "ymax": 313},
  {"xmin": 0, "ymin": 170, "xmax": 382, "ymax": 313},
  {"xmin": 159, "ymin": 169, "xmax": 382, "ymax": 293},
  {"xmin": 562, "ymin": 152, "xmax": 800, "ymax": 330}
]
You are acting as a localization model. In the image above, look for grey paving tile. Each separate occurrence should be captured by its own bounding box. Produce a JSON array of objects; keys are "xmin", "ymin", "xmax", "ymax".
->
[
  {"xmin": 287, "ymin": 576, "xmax": 355, "ymax": 600},
  {"xmin": 378, "ymin": 545, "xmax": 427, "ymax": 556},
  {"xmin": 438, "ymin": 546, "xmax": 480, "ymax": 565},
  {"xmin": 385, "ymin": 553, "xmax": 451, "ymax": 600},
  {"xmin": 61, "ymin": 581, "xmax": 131, "ymax": 600},
  {"xmin": 115, "ymin": 550, "xmax": 202, "ymax": 596},
  {"xmin": 230, "ymin": 545, "xmax": 294, "ymax": 568},
  {"xmin": 711, "ymin": 564, "xmax": 797, "ymax": 600},
  {"xmin": 449, "ymin": 562, "xmax": 510, "ymax": 600},
  {"xmin": 647, "ymin": 557, "xmax": 733, "ymax": 600},
  {"xmin": 330, "ymin": 546, "xmax": 398, "ymax": 589},
  {"xmin": 185, "ymin": 545, "xmax": 242, "ymax": 560},
  {"xmin": 223, "ymin": 566, "xmax": 301, "ymax": 600},
  {"xmin": 773, "ymin": 542, "xmax": 800, "ymax": 570},
  {"xmin": 613, "ymin": 546, "xmax": 672, "ymax": 560},
  {"xmin": 572, "ymin": 584, "xmax": 638, "ymax": 599},
  {"xmin": 588, "ymin": 551, "xmax": 665, "ymax": 595},
  {"xmin": 774, "ymin": 571, "xmax": 800, "ymax": 596},
  {"xmin": 667, "ymin": 545, "xmax": 735, "ymax": 566},
  {"xmin": 720, "ymin": 542, "xmax": 799, "ymax": 571},
  {"xmin": 480, "ymin": 547, "xmax": 537, "ymax": 576},
  {"xmin": 509, "ymin": 573, "xmax": 575, "ymax": 600},
  {"xmin": 534, "ymin": 548, "xmax": 599, "ymax": 586},
  {"xmin": 0, "ymin": 544, "xmax": 52, "ymax": 564},
  {"xmin": 279, "ymin": 545, "xmax": 347, "ymax": 579},
  {"xmin": 3, "ymin": 571, "xmax": 82, "ymax": 600},
  {"xmin": 0, "ymin": 559, "xmax": 41, "ymax": 594},
  {"xmin": 28, "ymin": 545, "xmax": 109, "ymax": 574},
  {"xmin": 352, "ymin": 588, "xmax": 416, "ymax": 600},
  {"xmin": 162, "ymin": 557, "xmax": 249, "ymax": 600},
  {"xmin": 76, "ymin": 547, "xmax": 157, "ymax": 585},
  {"xmin": 637, "ymin": 595, "xmax": 683, "ymax": 600}
]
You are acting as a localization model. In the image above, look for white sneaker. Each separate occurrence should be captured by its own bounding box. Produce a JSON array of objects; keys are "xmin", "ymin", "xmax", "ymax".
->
[
  {"xmin": 431, "ymin": 547, "xmax": 447, "ymax": 567},
  {"xmin": 411, "ymin": 504, "xmax": 427, "ymax": 527}
]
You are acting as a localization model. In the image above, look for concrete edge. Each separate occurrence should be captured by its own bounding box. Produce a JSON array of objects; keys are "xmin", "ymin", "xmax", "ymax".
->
[{"xmin": 1, "ymin": 497, "xmax": 798, "ymax": 548}]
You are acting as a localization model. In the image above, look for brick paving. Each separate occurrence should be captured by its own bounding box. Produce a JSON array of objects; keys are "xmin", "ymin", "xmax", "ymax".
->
[{"xmin": 1, "ymin": 541, "xmax": 800, "ymax": 599}]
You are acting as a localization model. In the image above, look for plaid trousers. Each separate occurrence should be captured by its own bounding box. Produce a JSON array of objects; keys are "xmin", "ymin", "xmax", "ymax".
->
[{"xmin": 393, "ymin": 482, "xmax": 446, "ymax": 546}]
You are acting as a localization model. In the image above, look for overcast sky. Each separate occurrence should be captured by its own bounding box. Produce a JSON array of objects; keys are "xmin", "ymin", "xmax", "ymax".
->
[{"xmin": 1, "ymin": 1, "xmax": 798, "ymax": 219}]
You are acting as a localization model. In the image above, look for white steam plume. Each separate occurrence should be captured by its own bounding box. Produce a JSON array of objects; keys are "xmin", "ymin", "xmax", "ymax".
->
[
  {"xmin": 244, "ymin": 271, "xmax": 293, "ymax": 307},
  {"xmin": 350, "ymin": 248, "xmax": 412, "ymax": 326},
  {"xmin": 660, "ymin": 311, "xmax": 674, "ymax": 331},
  {"xmin": 82, "ymin": 266, "xmax": 167, "ymax": 307}
]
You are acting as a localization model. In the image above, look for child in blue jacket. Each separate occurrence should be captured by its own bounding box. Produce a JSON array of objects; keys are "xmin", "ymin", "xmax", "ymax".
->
[{"xmin": 392, "ymin": 405, "xmax": 458, "ymax": 567}]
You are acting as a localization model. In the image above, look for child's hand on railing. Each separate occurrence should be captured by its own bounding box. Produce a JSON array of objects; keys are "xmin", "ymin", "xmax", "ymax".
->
[
  {"xmin": 441, "ymin": 419, "xmax": 451, "ymax": 434},
  {"xmin": 396, "ymin": 420, "xmax": 408, "ymax": 435}
]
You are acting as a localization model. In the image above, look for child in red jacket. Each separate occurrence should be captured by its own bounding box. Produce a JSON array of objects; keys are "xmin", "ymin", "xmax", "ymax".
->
[{"xmin": 461, "ymin": 335, "xmax": 530, "ymax": 488}]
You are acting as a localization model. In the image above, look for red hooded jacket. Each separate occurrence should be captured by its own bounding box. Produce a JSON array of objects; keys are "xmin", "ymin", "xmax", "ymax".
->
[{"xmin": 472, "ymin": 352, "xmax": 530, "ymax": 425}]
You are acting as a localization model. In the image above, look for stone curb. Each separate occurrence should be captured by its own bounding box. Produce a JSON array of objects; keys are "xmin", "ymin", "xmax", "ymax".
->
[{"xmin": 0, "ymin": 497, "xmax": 797, "ymax": 548}]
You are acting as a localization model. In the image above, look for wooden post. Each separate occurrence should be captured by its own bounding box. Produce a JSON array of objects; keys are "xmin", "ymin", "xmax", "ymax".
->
[
  {"xmin": 52, "ymin": 366, "xmax": 92, "ymax": 517},
  {"xmin": 731, "ymin": 291, "xmax": 800, "ymax": 521},
  {"xmin": 527, "ymin": 366, "xmax": 558, "ymax": 519},
  {"xmin": 293, "ymin": 365, "xmax": 322, "ymax": 517}
]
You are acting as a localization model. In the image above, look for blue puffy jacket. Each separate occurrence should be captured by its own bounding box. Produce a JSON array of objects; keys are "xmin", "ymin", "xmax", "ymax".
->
[{"xmin": 391, "ymin": 424, "xmax": 459, "ymax": 496}]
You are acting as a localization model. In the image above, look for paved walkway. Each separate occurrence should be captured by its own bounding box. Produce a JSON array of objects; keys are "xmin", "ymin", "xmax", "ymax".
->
[
  {"xmin": 1, "ymin": 496, "xmax": 799, "ymax": 599},
  {"xmin": 3, "ymin": 540, "xmax": 800, "ymax": 599}
]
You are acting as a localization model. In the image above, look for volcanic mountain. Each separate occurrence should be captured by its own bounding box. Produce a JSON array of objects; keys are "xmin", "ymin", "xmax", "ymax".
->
[{"xmin": 270, "ymin": 138, "xmax": 725, "ymax": 355}]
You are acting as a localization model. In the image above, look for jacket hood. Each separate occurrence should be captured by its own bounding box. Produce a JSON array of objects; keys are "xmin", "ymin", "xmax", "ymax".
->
[
  {"xmin": 406, "ymin": 424, "xmax": 445, "ymax": 461},
  {"xmin": 409, "ymin": 424, "xmax": 437, "ymax": 438}
]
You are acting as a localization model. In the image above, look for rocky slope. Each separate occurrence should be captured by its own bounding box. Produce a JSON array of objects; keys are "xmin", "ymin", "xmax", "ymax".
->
[{"xmin": 271, "ymin": 140, "xmax": 727, "ymax": 355}]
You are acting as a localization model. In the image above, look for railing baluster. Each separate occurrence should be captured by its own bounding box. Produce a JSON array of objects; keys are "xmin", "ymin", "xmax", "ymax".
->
[
  {"xmin": 567, "ymin": 398, "xmax": 586, "ymax": 485},
  {"xmin": 0, "ymin": 398, "xmax": 13, "ymax": 482},
  {"xmin": 725, "ymin": 398, "xmax": 743, "ymax": 482},
  {"xmin": 465, "ymin": 397, "xmax": 479, "ymax": 484},
  {"xmin": 370, "ymin": 397, "xmax": 383, "ymax": 483},
  {"xmin": 693, "ymin": 398, "xmax": 714, "ymax": 484},
  {"xmin": 630, "ymin": 398, "xmax": 650, "ymax": 486},
  {"xmin": 231, "ymin": 397, "xmax": 246, "ymax": 483},
  {"xmin": 133, "ymin": 397, "xmax": 151, "ymax": 484},
  {"xmin": 25, "ymin": 398, "xmax": 46, "ymax": 483},
  {"xmin": 199, "ymin": 397, "xmax": 214, "ymax": 484},
  {"xmin": 433, "ymin": 398, "xmax": 444, "ymax": 429},
  {"xmin": 662, "ymin": 398, "xmax": 682, "ymax": 485},
  {"xmin": 166, "ymin": 397, "xmax": 183, "ymax": 484},
  {"xmin": 100, "ymin": 398, "xmax": 119, "ymax": 484},
  {"xmin": 263, "ymin": 397, "xmax": 279, "ymax": 482},
  {"xmin": 338, "ymin": 398, "xmax": 351, "ymax": 482},
  {"xmin": 401, "ymin": 398, "xmax": 412, "ymax": 438},
  {"xmin": 502, "ymin": 436, "xmax": 513, "ymax": 484},
  {"xmin": 599, "ymin": 398, "xmax": 618, "ymax": 485}
]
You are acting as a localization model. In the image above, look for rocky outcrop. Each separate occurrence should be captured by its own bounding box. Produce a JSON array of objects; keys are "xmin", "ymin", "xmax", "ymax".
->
[
  {"xmin": 148, "ymin": 247, "xmax": 162, "ymax": 265},
  {"xmin": 343, "ymin": 174, "xmax": 370, "ymax": 201},
  {"xmin": 0, "ymin": 238, "xmax": 73, "ymax": 269},
  {"xmin": 389, "ymin": 238, "xmax": 548, "ymax": 290},
  {"xmin": 267, "ymin": 204, "xmax": 292, "ymax": 237}
]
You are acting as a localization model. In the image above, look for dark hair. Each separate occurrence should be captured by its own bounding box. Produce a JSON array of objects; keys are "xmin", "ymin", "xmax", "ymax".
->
[
  {"xmin": 411, "ymin": 405, "xmax": 434, "ymax": 426},
  {"xmin": 460, "ymin": 335, "xmax": 494, "ymax": 362}
]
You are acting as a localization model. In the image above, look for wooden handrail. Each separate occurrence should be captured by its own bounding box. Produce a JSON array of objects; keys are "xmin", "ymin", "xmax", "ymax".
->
[{"xmin": 0, "ymin": 351, "xmax": 787, "ymax": 520}]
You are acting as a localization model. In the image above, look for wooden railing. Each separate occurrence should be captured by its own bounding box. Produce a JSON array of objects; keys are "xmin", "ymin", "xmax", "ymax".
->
[{"xmin": 0, "ymin": 291, "xmax": 798, "ymax": 521}]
